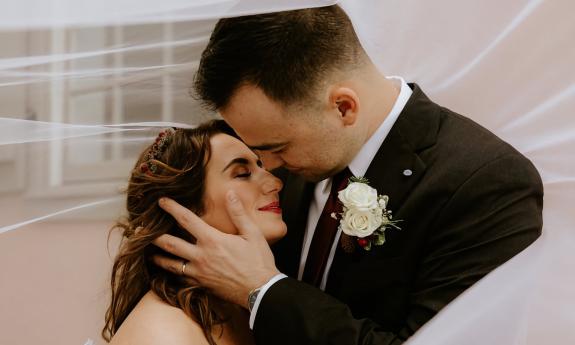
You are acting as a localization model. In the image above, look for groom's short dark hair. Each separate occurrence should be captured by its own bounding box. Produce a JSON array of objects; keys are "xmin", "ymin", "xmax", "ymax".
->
[{"xmin": 193, "ymin": 5, "xmax": 367, "ymax": 111}]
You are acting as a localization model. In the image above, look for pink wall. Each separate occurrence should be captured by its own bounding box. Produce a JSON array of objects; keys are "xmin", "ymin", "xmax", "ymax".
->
[{"xmin": 0, "ymin": 221, "xmax": 120, "ymax": 345}]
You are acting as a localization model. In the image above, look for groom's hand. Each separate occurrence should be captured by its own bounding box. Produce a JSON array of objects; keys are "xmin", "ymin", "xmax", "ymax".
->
[{"xmin": 152, "ymin": 190, "xmax": 280, "ymax": 309}]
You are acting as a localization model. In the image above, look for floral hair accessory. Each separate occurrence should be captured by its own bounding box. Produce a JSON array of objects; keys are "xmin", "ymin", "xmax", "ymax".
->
[
  {"xmin": 332, "ymin": 176, "xmax": 401, "ymax": 252},
  {"xmin": 139, "ymin": 128, "xmax": 176, "ymax": 175}
]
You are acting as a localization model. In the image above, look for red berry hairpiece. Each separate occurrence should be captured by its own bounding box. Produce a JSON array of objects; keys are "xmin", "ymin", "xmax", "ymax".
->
[{"xmin": 139, "ymin": 128, "xmax": 175, "ymax": 175}]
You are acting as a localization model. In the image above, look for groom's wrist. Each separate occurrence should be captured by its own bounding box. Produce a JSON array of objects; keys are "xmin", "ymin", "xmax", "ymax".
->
[
  {"xmin": 239, "ymin": 268, "xmax": 280, "ymax": 309},
  {"xmin": 248, "ymin": 273, "xmax": 288, "ymax": 329},
  {"xmin": 247, "ymin": 286, "xmax": 262, "ymax": 312}
]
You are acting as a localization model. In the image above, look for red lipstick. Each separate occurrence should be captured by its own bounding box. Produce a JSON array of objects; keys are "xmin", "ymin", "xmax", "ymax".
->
[{"xmin": 258, "ymin": 201, "xmax": 282, "ymax": 214}]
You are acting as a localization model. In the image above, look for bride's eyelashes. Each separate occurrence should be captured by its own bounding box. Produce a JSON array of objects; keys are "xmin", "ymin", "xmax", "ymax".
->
[
  {"xmin": 231, "ymin": 158, "xmax": 263, "ymax": 179},
  {"xmin": 235, "ymin": 171, "xmax": 251, "ymax": 179},
  {"xmin": 233, "ymin": 167, "xmax": 252, "ymax": 179}
]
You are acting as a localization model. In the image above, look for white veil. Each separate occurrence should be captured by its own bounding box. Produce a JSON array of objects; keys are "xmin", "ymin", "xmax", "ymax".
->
[{"xmin": 0, "ymin": 1, "xmax": 573, "ymax": 344}]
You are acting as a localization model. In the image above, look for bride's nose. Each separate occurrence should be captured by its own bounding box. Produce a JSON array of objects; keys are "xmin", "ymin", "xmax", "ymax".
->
[{"xmin": 262, "ymin": 174, "xmax": 283, "ymax": 194}]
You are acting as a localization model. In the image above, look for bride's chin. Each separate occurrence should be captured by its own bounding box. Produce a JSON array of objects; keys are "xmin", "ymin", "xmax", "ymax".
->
[{"xmin": 265, "ymin": 223, "xmax": 288, "ymax": 244}]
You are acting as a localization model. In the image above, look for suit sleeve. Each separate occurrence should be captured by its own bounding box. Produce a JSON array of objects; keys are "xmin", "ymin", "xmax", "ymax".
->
[{"xmin": 253, "ymin": 153, "xmax": 543, "ymax": 345}]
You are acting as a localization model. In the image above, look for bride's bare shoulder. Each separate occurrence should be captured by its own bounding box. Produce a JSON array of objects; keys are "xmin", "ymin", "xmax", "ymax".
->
[{"xmin": 109, "ymin": 290, "xmax": 210, "ymax": 345}]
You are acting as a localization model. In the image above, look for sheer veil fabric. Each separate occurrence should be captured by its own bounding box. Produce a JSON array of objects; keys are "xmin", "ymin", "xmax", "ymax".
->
[{"xmin": 0, "ymin": 0, "xmax": 572, "ymax": 344}]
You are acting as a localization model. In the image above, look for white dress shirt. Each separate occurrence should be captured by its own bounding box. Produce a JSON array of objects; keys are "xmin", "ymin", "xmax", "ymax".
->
[{"xmin": 249, "ymin": 76, "xmax": 413, "ymax": 329}]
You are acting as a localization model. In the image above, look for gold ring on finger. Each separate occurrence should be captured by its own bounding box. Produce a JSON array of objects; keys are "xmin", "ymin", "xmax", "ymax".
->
[{"xmin": 181, "ymin": 261, "xmax": 188, "ymax": 276}]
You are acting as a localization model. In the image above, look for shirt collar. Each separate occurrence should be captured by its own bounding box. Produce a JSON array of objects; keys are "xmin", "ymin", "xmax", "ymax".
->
[{"xmin": 348, "ymin": 76, "xmax": 412, "ymax": 178}]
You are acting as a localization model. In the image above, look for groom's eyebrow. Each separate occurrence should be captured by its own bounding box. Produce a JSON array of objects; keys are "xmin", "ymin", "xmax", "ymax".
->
[{"xmin": 248, "ymin": 142, "xmax": 288, "ymax": 151}]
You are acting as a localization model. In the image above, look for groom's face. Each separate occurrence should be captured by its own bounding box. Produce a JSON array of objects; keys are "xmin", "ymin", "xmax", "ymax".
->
[{"xmin": 220, "ymin": 84, "xmax": 351, "ymax": 182}]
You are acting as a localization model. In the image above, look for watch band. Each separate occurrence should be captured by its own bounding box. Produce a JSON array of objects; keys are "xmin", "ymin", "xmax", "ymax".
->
[{"xmin": 247, "ymin": 286, "xmax": 262, "ymax": 312}]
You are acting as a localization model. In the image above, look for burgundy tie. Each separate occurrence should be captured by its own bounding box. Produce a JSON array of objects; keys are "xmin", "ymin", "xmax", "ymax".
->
[{"xmin": 302, "ymin": 167, "xmax": 353, "ymax": 287}]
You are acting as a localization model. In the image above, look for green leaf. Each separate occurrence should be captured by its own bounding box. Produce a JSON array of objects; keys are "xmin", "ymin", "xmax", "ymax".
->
[
  {"xmin": 374, "ymin": 232, "xmax": 386, "ymax": 246},
  {"xmin": 349, "ymin": 176, "xmax": 370, "ymax": 184}
]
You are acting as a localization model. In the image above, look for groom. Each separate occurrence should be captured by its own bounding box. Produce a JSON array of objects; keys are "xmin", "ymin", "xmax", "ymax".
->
[{"xmin": 153, "ymin": 5, "xmax": 543, "ymax": 344}]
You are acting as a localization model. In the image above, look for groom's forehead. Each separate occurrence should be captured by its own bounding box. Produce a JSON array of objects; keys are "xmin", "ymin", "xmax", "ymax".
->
[
  {"xmin": 223, "ymin": 114, "xmax": 293, "ymax": 146},
  {"xmin": 224, "ymin": 84, "xmax": 289, "ymax": 120}
]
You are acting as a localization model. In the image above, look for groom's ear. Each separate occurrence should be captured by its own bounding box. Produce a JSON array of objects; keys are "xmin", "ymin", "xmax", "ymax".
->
[{"xmin": 330, "ymin": 87, "xmax": 359, "ymax": 127}]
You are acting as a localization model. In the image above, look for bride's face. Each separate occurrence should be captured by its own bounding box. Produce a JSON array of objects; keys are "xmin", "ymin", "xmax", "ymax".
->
[{"xmin": 201, "ymin": 133, "xmax": 287, "ymax": 243}]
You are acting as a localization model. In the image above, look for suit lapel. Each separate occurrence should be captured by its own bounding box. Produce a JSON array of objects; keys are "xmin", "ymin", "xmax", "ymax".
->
[
  {"xmin": 364, "ymin": 84, "xmax": 439, "ymax": 213},
  {"xmin": 364, "ymin": 129, "xmax": 425, "ymax": 214}
]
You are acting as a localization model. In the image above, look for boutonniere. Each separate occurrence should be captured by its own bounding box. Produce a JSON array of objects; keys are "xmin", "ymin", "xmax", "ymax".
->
[{"xmin": 332, "ymin": 177, "xmax": 400, "ymax": 252}]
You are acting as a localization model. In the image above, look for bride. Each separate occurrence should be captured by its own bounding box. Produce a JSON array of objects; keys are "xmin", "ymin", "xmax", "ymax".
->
[{"xmin": 102, "ymin": 120, "xmax": 286, "ymax": 345}]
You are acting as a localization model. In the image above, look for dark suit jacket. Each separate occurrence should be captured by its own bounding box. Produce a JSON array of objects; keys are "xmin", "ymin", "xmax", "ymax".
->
[{"xmin": 254, "ymin": 84, "xmax": 543, "ymax": 345}]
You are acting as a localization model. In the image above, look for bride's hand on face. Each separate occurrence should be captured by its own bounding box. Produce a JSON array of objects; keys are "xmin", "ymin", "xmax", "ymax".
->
[{"xmin": 152, "ymin": 192, "xmax": 280, "ymax": 308}]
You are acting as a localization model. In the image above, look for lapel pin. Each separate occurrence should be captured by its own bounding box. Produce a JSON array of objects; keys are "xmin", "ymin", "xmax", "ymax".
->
[{"xmin": 403, "ymin": 169, "xmax": 413, "ymax": 176}]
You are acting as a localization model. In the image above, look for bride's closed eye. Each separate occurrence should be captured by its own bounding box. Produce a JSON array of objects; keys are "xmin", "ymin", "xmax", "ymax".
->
[
  {"xmin": 235, "ymin": 170, "xmax": 252, "ymax": 179},
  {"xmin": 232, "ymin": 164, "xmax": 254, "ymax": 179},
  {"xmin": 235, "ymin": 160, "xmax": 263, "ymax": 178}
]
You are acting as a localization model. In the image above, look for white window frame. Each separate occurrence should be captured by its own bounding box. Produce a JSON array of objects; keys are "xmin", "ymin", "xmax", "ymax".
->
[{"xmin": 26, "ymin": 23, "xmax": 176, "ymax": 201}]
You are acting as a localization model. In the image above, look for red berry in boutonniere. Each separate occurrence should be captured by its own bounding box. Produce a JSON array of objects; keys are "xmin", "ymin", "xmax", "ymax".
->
[{"xmin": 357, "ymin": 238, "xmax": 369, "ymax": 248}]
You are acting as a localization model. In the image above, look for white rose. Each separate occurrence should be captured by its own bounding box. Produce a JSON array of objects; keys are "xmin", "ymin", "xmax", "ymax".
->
[
  {"xmin": 338, "ymin": 182, "xmax": 379, "ymax": 212},
  {"xmin": 340, "ymin": 208, "xmax": 383, "ymax": 238},
  {"xmin": 378, "ymin": 195, "xmax": 389, "ymax": 209}
]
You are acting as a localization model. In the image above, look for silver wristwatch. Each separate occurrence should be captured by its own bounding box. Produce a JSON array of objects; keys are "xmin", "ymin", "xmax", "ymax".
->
[{"xmin": 247, "ymin": 286, "xmax": 262, "ymax": 312}]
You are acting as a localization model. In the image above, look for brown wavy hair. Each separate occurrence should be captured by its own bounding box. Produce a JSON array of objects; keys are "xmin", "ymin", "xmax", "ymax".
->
[{"xmin": 102, "ymin": 120, "xmax": 235, "ymax": 344}]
